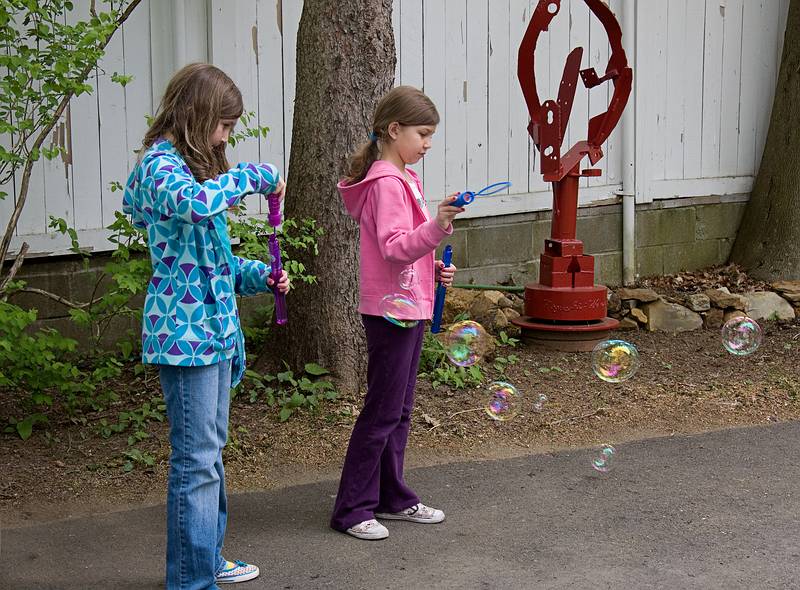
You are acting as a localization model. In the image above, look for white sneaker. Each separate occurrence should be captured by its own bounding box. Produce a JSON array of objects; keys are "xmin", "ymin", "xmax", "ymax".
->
[
  {"xmin": 375, "ymin": 502, "xmax": 445, "ymax": 524},
  {"xmin": 346, "ymin": 518, "xmax": 389, "ymax": 540}
]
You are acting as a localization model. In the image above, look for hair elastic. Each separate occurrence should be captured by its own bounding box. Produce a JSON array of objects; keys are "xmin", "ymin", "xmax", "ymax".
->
[{"xmin": 369, "ymin": 131, "xmax": 378, "ymax": 143}]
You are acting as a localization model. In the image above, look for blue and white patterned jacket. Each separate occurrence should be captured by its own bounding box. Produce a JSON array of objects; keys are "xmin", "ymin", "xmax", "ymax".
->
[{"xmin": 122, "ymin": 138, "xmax": 280, "ymax": 387}]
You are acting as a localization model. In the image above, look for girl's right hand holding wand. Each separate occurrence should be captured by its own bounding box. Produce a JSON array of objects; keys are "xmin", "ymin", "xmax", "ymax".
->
[{"xmin": 435, "ymin": 193, "xmax": 465, "ymax": 230}]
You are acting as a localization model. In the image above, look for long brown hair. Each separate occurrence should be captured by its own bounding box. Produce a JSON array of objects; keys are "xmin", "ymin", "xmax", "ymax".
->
[
  {"xmin": 142, "ymin": 63, "xmax": 244, "ymax": 182},
  {"xmin": 344, "ymin": 86, "xmax": 440, "ymax": 185}
]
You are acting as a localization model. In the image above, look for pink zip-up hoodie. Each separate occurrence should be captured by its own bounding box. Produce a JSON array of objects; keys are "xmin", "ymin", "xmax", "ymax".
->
[{"xmin": 339, "ymin": 160, "xmax": 452, "ymax": 319}]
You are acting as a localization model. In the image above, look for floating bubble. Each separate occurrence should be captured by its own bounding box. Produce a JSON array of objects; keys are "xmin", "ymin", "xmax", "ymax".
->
[
  {"xmin": 592, "ymin": 444, "xmax": 616, "ymax": 473},
  {"xmin": 484, "ymin": 381, "xmax": 520, "ymax": 421},
  {"xmin": 445, "ymin": 320, "xmax": 490, "ymax": 367},
  {"xmin": 398, "ymin": 267, "xmax": 418, "ymax": 290},
  {"xmin": 591, "ymin": 339, "xmax": 640, "ymax": 383},
  {"xmin": 532, "ymin": 393, "xmax": 548, "ymax": 412},
  {"xmin": 378, "ymin": 293, "xmax": 419, "ymax": 328},
  {"xmin": 721, "ymin": 316, "xmax": 763, "ymax": 356}
]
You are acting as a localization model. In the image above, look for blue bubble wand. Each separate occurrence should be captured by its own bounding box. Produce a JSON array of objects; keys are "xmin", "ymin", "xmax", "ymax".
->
[{"xmin": 450, "ymin": 181, "xmax": 512, "ymax": 208}]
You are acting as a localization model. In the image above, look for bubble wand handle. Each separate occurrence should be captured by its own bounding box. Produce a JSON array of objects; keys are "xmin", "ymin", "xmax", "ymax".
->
[
  {"xmin": 431, "ymin": 244, "xmax": 452, "ymax": 334},
  {"xmin": 267, "ymin": 193, "xmax": 288, "ymax": 326}
]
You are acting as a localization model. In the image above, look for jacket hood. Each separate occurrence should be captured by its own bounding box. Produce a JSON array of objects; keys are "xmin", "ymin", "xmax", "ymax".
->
[{"xmin": 338, "ymin": 160, "xmax": 416, "ymax": 222}]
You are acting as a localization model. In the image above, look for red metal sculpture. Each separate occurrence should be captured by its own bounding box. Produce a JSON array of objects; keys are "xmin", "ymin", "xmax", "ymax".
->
[{"xmin": 512, "ymin": 0, "xmax": 633, "ymax": 350}]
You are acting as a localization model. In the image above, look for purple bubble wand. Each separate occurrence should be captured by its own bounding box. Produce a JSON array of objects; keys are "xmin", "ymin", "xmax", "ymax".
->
[{"xmin": 267, "ymin": 193, "xmax": 288, "ymax": 325}]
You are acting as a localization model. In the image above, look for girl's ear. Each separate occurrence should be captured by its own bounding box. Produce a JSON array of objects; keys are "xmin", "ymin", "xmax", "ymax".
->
[{"xmin": 387, "ymin": 121, "xmax": 400, "ymax": 140}]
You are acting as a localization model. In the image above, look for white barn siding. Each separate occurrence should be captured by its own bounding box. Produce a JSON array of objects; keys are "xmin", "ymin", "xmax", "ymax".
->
[{"xmin": 1, "ymin": 0, "xmax": 791, "ymax": 257}]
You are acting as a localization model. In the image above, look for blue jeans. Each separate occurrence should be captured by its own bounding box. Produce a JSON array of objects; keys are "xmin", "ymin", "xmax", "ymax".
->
[{"xmin": 159, "ymin": 360, "xmax": 231, "ymax": 590}]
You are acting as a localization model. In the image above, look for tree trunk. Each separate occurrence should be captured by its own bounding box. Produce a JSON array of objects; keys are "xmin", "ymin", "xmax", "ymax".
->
[
  {"xmin": 256, "ymin": 0, "xmax": 395, "ymax": 394},
  {"xmin": 730, "ymin": 0, "xmax": 800, "ymax": 281}
]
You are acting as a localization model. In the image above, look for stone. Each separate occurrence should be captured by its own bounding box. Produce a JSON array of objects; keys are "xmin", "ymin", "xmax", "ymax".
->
[
  {"xmin": 640, "ymin": 299, "xmax": 703, "ymax": 333},
  {"xmin": 469, "ymin": 290, "xmax": 506, "ymax": 319},
  {"xmin": 622, "ymin": 299, "xmax": 638, "ymax": 310},
  {"xmin": 744, "ymin": 291, "xmax": 796, "ymax": 321},
  {"xmin": 491, "ymin": 308, "xmax": 509, "ymax": 330},
  {"xmin": 630, "ymin": 307, "xmax": 648, "ymax": 324},
  {"xmin": 497, "ymin": 295, "xmax": 513, "ymax": 309},
  {"xmin": 501, "ymin": 307, "xmax": 521, "ymax": 321},
  {"xmin": 705, "ymin": 288, "xmax": 747, "ymax": 310},
  {"xmin": 616, "ymin": 287, "xmax": 659, "ymax": 303},
  {"xmin": 442, "ymin": 288, "xmax": 478, "ymax": 324},
  {"xmin": 723, "ymin": 309, "xmax": 746, "ymax": 323},
  {"xmin": 685, "ymin": 293, "xmax": 711, "ymax": 312},
  {"xmin": 703, "ymin": 308, "xmax": 724, "ymax": 329},
  {"xmin": 607, "ymin": 290, "xmax": 622, "ymax": 313},
  {"xmin": 772, "ymin": 280, "xmax": 800, "ymax": 303},
  {"xmin": 617, "ymin": 317, "xmax": 639, "ymax": 330}
]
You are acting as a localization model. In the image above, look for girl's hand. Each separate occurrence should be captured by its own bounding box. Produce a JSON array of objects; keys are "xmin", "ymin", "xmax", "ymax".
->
[
  {"xmin": 435, "ymin": 193, "xmax": 465, "ymax": 230},
  {"xmin": 274, "ymin": 177, "xmax": 286, "ymax": 200},
  {"xmin": 267, "ymin": 269, "xmax": 290, "ymax": 294},
  {"xmin": 436, "ymin": 260, "xmax": 457, "ymax": 287}
]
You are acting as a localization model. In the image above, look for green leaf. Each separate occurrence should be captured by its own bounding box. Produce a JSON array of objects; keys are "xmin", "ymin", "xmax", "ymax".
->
[
  {"xmin": 304, "ymin": 363, "xmax": 329, "ymax": 376},
  {"xmin": 16, "ymin": 418, "xmax": 33, "ymax": 440}
]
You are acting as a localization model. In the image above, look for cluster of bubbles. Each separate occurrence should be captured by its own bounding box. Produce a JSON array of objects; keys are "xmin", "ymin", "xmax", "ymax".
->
[{"xmin": 429, "ymin": 282, "xmax": 766, "ymax": 475}]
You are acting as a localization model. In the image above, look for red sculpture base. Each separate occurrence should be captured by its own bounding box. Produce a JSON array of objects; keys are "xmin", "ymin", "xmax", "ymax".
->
[{"xmin": 511, "ymin": 315, "xmax": 619, "ymax": 352}]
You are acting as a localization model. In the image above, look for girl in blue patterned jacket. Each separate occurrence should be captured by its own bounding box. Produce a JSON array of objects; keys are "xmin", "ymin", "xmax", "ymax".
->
[{"xmin": 123, "ymin": 63, "xmax": 288, "ymax": 589}]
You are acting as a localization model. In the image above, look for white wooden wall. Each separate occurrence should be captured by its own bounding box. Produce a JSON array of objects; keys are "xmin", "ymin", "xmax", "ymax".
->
[{"xmin": 1, "ymin": 0, "xmax": 791, "ymax": 257}]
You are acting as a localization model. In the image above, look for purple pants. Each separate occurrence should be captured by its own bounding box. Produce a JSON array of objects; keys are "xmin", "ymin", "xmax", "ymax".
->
[{"xmin": 330, "ymin": 314, "xmax": 425, "ymax": 531}]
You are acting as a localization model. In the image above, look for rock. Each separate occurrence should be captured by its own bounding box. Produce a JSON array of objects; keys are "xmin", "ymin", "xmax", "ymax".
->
[
  {"xmin": 703, "ymin": 308, "xmax": 724, "ymax": 329},
  {"xmin": 607, "ymin": 290, "xmax": 622, "ymax": 313},
  {"xmin": 744, "ymin": 291, "xmax": 796, "ymax": 321},
  {"xmin": 723, "ymin": 309, "xmax": 746, "ymax": 323},
  {"xmin": 469, "ymin": 290, "xmax": 506, "ymax": 320},
  {"xmin": 616, "ymin": 287, "xmax": 659, "ymax": 303},
  {"xmin": 685, "ymin": 293, "xmax": 711, "ymax": 312},
  {"xmin": 630, "ymin": 307, "xmax": 648, "ymax": 324},
  {"xmin": 617, "ymin": 317, "xmax": 639, "ymax": 330},
  {"xmin": 501, "ymin": 307, "xmax": 521, "ymax": 321},
  {"xmin": 705, "ymin": 288, "xmax": 748, "ymax": 310},
  {"xmin": 772, "ymin": 280, "xmax": 800, "ymax": 303},
  {"xmin": 622, "ymin": 299, "xmax": 638, "ymax": 310},
  {"xmin": 442, "ymin": 288, "xmax": 478, "ymax": 324},
  {"xmin": 640, "ymin": 299, "xmax": 703, "ymax": 332},
  {"xmin": 497, "ymin": 295, "xmax": 513, "ymax": 309},
  {"xmin": 491, "ymin": 308, "xmax": 509, "ymax": 330}
]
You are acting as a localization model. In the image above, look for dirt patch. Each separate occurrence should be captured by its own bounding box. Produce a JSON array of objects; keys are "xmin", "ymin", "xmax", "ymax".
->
[{"xmin": 3, "ymin": 318, "xmax": 799, "ymax": 529}]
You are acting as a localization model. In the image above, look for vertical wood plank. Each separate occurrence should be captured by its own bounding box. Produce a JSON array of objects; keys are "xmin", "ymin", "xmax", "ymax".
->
[
  {"xmin": 682, "ymin": 0, "xmax": 704, "ymax": 180},
  {"xmin": 736, "ymin": 0, "xmax": 759, "ymax": 177},
  {"xmin": 122, "ymin": 0, "xmax": 153, "ymax": 172},
  {"xmin": 465, "ymin": 0, "xmax": 488, "ymax": 190},
  {"xmin": 664, "ymin": 0, "xmax": 687, "ymax": 180},
  {"xmin": 66, "ymin": 0, "xmax": 103, "ymax": 232},
  {"xmin": 487, "ymin": 0, "xmax": 511, "ymax": 196},
  {"xmin": 718, "ymin": 0, "xmax": 743, "ymax": 177},
  {"xmin": 444, "ymin": 0, "xmax": 467, "ymax": 195},
  {"xmin": 281, "ymin": 0, "xmax": 302, "ymax": 173},
  {"xmin": 256, "ymin": 0, "xmax": 287, "ymax": 182},
  {"xmin": 422, "ymin": 0, "xmax": 446, "ymax": 200},
  {"xmin": 507, "ymin": 0, "xmax": 530, "ymax": 195},
  {"xmin": 700, "ymin": 0, "xmax": 723, "ymax": 178}
]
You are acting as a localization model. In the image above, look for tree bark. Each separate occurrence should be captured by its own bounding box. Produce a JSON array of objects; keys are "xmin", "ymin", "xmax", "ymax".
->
[
  {"xmin": 730, "ymin": 0, "xmax": 800, "ymax": 281},
  {"xmin": 256, "ymin": 0, "xmax": 395, "ymax": 394}
]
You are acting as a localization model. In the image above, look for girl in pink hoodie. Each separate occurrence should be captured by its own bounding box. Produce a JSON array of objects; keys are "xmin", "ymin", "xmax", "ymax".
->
[{"xmin": 331, "ymin": 86, "xmax": 465, "ymax": 540}]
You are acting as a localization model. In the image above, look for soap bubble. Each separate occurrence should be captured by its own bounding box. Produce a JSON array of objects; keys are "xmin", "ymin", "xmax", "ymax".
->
[
  {"xmin": 532, "ymin": 393, "xmax": 548, "ymax": 412},
  {"xmin": 484, "ymin": 381, "xmax": 520, "ymax": 421},
  {"xmin": 592, "ymin": 444, "xmax": 616, "ymax": 473},
  {"xmin": 398, "ymin": 268, "xmax": 417, "ymax": 290},
  {"xmin": 591, "ymin": 340, "xmax": 640, "ymax": 383},
  {"xmin": 721, "ymin": 316, "xmax": 763, "ymax": 356},
  {"xmin": 378, "ymin": 294, "xmax": 419, "ymax": 328},
  {"xmin": 445, "ymin": 320, "xmax": 490, "ymax": 367}
]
